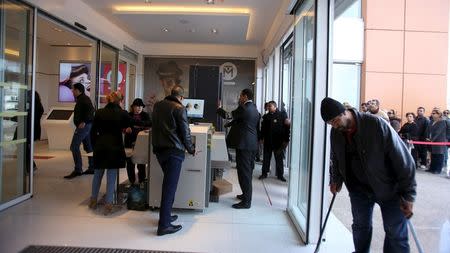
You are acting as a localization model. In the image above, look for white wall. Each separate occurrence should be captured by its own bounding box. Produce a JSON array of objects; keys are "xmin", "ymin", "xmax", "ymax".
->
[
  {"xmin": 140, "ymin": 42, "xmax": 259, "ymax": 59},
  {"xmin": 255, "ymin": 0, "xmax": 294, "ymax": 111},
  {"xmin": 35, "ymin": 38, "xmax": 95, "ymax": 114}
]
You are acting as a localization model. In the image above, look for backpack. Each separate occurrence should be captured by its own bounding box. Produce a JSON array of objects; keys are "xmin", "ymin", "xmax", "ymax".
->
[{"xmin": 127, "ymin": 183, "xmax": 148, "ymax": 211}]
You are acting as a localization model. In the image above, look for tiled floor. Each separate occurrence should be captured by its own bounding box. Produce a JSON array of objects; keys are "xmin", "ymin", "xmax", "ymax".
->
[{"xmin": 0, "ymin": 141, "xmax": 354, "ymax": 253}]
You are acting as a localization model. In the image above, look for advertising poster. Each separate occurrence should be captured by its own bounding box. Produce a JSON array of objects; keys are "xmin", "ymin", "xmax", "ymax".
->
[
  {"xmin": 100, "ymin": 63, "xmax": 127, "ymax": 104},
  {"xmin": 58, "ymin": 62, "xmax": 91, "ymax": 102}
]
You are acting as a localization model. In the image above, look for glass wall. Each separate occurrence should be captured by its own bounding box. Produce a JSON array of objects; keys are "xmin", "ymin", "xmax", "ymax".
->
[
  {"xmin": 0, "ymin": 0, "xmax": 34, "ymax": 207},
  {"xmin": 331, "ymin": 0, "xmax": 363, "ymax": 107},
  {"xmin": 287, "ymin": 0, "xmax": 315, "ymax": 240},
  {"xmin": 99, "ymin": 43, "xmax": 118, "ymax": 108}
]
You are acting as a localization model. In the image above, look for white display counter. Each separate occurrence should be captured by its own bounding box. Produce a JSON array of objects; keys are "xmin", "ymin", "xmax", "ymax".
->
[{"xmin": 42, "ymin": 106, "xmax": 75, "ymax": 150}]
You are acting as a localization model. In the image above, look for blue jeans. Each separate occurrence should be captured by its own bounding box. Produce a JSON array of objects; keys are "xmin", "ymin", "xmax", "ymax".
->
[
  {"xmin": 156, "ymin": 151, "xmax": 185, "ymax": 228},
  {"xmin": 70, "ymin": 122, "xmax": 94, "ymax": 173},
  {"xmin": 91, "ymin": 169, "xmax": 118, "ymax": 204},
  {"xmin": 349, "ymin": 191, "xmax": 409, "ymax": 253}
]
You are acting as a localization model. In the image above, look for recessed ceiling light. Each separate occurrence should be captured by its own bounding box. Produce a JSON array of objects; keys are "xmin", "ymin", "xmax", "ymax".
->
[
  {"xmin": 145, "ymin": 0, "xmax": 151, "ymax": 3},
  {"xmin": 66, "ymin": 43, "xmax": 71, "ymax": 45},
  {"xmin": 114, "ymin": 6, "xmax": 250, "ymax": 14},
  {"xmin": 52, "ymin": 27, "xmax": 63, "ymax": 32},
  {"xmin": 211, "ymin": 28, "xmax": 218, "ymax": 34},
  {"xmin": 206, "ymin": 0, "xmax": 215, "ymax": 4},
  {"xmin": 162, "ymin": 28, "xmax": 169, "ymax": 32},
  {"xmin": 179, "ymin": 19, "xmax": 189, "ymax": 24}
]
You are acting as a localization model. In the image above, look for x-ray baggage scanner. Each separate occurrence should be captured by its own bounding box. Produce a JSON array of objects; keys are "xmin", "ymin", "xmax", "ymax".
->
[
  {"xmin": 43, "ymin": 106, "xmax": 75, "ymax": 150},
  {"xmin": 149, "ymin": 125, "xmax": 212, "ymax": 210}
]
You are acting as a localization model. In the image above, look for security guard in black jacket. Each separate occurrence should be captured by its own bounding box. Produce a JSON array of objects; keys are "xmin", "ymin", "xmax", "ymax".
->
[
  {"xmin": 152, "ymin": 85, "xmax": 195, "ymax": 236},
  {"xmin": 259, "ymin": 101, "xmax": 290, "ymax": 181}
]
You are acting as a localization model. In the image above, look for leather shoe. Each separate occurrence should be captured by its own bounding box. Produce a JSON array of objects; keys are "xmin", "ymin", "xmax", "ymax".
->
[
  {"xmin": 64, "ymin": 171, "xmax": 82, "ymax": 179},
  {"xmin": 278, "ymin": 176, "xmax": 287, "ymax": 182},
  {"xmin": 170, "ymin": 215, "xmax": 178, "ymax": 222},
  {"xmin": 83, "ymin": 169, "xmax": 95, "ymax": 175},
  {"xmin": 236, "ymin": 194, "xmax": 244, "ymax": 200},
  {"xmin": 258, "ymin": 174, "xmax": 267, "ymax": 180},
  {"xmin": 232, "ymin": 201, "xmax": 251, "ymax": 209},
  {"xmin": 157, "ymin": 224, "xmax": 182, "ymax": 236}
]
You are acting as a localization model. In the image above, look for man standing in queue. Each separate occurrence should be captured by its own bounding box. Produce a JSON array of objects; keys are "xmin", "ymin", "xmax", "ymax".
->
[
  {"xmin": 229, "ymin": 88, "xmax": 260, "ymax": 209},
  {"xmin": 152, "ymin": 85, "xmax": 195, "ymax": 236},
  {"xmin": 321, "ymin": 97, "xmax": 416, "ymax": 253},
  {"xmin": 259, "ymin": 101, "xmax": 290, "ymax": 181},
  {"xmin": 64, "ymin": 82, "xmax": 95, "ymax": 179}
]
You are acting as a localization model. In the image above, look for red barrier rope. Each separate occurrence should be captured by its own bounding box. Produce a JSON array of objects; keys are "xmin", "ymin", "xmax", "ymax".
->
[{"xmin": 408, "ymin": 140, "xmax": 450, "ymax": 146}]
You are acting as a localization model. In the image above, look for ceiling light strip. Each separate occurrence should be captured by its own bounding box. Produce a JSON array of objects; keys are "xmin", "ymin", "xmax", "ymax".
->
[{"xmin": 114, "ymin": 6, "xmax": 250, "ymax": 14}]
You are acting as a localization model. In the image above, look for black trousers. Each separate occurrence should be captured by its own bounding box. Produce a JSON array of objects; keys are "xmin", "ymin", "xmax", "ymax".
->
[
  {"xmin": 261, "ymin": 145, "xmax": 285, "ymax": 178},
  {"xmin": 156, "ymin": 151, "xmax": 184, "ymax": 229},
  {"xmin": 416, "ymin": 144, "xmax": 428, "ymax": 165},
  {"xmin": 126, "ymin": 157, "xmax": 146, "ymax": 184},
  {"xmin": 236, "ymin": 149, "xmax": 256, "ymax": 204}
]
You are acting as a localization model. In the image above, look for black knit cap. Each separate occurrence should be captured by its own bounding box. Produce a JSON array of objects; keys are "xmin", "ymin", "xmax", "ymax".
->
[
  {"xmin": 320, "ymin": 97, "xmax": 345, "ymax": 122},
  {"xmin": 131, "ymin": 98, "xmax": 145, "ymax": 107}
]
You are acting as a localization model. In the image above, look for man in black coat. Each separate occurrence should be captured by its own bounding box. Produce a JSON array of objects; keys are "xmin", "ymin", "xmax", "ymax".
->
[
  {"xmin": 322, "ymin": 97, "xmax": 416, "ymax": 253},
  {"xmin": 64, "ymin": 83, "xmax": 95, "ymax": 179},
  {"xmin": 415, "ymin": 106, "xmax": 430, "ymax": 169},
  {"xmin": 152, "ymin": 85, "xmax": 195, "ymax": 236},
  {"xmin": 229, "ymin": 88, "xmax": 260, "ymax": 209},
  {"xmin": 259, "ymin": 101, "xmax": 290, "ymax": 181}
]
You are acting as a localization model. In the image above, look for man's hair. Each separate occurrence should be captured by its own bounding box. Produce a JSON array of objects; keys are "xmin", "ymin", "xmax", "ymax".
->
[
  {"xmin": 361, "ymin": 102, "xmax": 367, "ymax": 106},
  {"xmin": 72, "ymin": 82, "xmax": 85, "ymax": 93},
  {"xmin": 370, "ymin": 99, "xmax": 380, "ymax": 106},
  {"xmin": 171, "ymin": 85, "xmax": 185, "ymax": 97},
  {"xmin": 241, "ymin": 88, "xmax": 254, "ymax": 100},
  {"xmin": 268, "ymin": 101, "xmax": 277, "ymax": 107},
  {"xmin": 417, "ymin": 106, "xmax": 425, "ymax": 111},
  {"xmin": 406, "ymin": 112, "xmax": 416, "ymax": 118}
]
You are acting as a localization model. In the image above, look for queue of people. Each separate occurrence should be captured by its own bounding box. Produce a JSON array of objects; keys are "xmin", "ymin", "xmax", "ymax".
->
[{"xmin": 359, "ymin": 99, "xmax": 450, "ymax": 177}]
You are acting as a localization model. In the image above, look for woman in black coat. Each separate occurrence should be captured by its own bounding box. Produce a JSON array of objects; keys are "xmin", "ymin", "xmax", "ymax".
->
[
  {"xmin": 399, "ymin": 112, "xmax": 418, "ymax": 163},
  {"xmin": 124, "ymin": 98, "xmax": 151, "ymax": 185},
  {"xmin": 89, "ymin": 91, "xmax": 130, "ymax": 215}
]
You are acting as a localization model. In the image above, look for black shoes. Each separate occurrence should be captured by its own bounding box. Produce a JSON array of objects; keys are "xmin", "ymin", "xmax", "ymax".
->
[
  {"xmin": 157, "ymin": 224, "xmax": 182, "ymax": 236},
  {"xmin": 170, "ymin": 215, "xmax": 178, "ymax": 222},
  {"xmin": 232, "ymin": 201, "xmax": 251, "ymax": 209},
  {"xmin": 278, "ymin": 176, "xmax": 287, "ymax": 182},
  {"xmin": 236, "ymin": 194, "xmax": 244, "ymax": 200},
  {"xmin": 64, "ymin": 171, "xmax": 82, "ymax": 179},
  {"xmin": 82, "ymin": 169, "xmax": 95, "ymax": 175},
  {"xmin": 258, "ymin": 174, "xmax": 267, "ymax": 180}
]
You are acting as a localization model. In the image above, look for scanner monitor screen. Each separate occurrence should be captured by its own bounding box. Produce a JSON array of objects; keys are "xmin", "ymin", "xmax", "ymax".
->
[
  {"xmin": 182, "ymin": 99, "xmax": 205, "ymax": 119},
  {"xmin": 47, "ymin": 109, "xmax": 73, "ymax": 120}
]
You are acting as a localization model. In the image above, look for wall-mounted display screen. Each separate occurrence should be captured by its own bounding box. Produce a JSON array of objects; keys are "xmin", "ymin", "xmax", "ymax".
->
[
  {"xmin": 47, "ymin": 109, "xmax": 73, "ymax": 120},
  {"xmin": 59, "ymin": 62, "xmax": 92, "ymax": 102},
  {"xmin": 182, "ymin": 99, "xmax": 205, "ymax": 119}
]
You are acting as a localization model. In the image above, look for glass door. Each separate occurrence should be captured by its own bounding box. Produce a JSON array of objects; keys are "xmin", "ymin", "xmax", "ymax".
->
[
  {"xmin": 98, "ymin": 43, "xmax": 118, "ymax": 108},
  {"xmin": 117, "ymin": 59, "xmax": 127, "ymax": 107},
  {"xmin": 280, "ymin": 37, "xmax": 293, "ymax": 168},
  {"xmin": 128, "ymin": 63, "xmax": 136, "ymax": 108},
  {"xmin": 287, "ymin": 0, "xmax": 315, "ymax": 242},
  {"xmin": 0, "ymin": 0, "xmax": 34, "ymax": 210}
]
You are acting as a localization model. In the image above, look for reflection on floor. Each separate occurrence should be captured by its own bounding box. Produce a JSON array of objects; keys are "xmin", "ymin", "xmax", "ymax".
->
[{"xmin": 0, "ymin": 141, "xmax": 353, "ymax": 253}]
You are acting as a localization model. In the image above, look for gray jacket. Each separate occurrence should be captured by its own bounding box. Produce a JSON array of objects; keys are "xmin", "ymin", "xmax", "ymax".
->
[
  {"xmin": 330, "ymin": 109, "xmax": 417, "ymax": 202},
  {"xmin": 426, "ymin": 120, "xmax": 450, "ymax": 154}
]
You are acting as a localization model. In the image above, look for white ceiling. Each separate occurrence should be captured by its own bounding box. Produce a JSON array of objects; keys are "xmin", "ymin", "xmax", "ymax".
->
[
  {"xmin": 80, "ymin": 0, "xmax": 284, "ymax": 45},
  {"xmin": 37, "ymin": 15, "xmax": 94, "ymax": 46}
]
